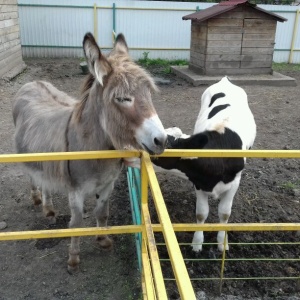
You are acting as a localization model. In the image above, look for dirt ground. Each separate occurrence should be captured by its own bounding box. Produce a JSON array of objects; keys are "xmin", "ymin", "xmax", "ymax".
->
[{"xmin": 0, "ymin": 58, "xmax": 300, "ymax": 300}]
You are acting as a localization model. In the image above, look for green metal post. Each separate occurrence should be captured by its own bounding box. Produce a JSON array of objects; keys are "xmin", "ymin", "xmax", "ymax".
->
[{"xmin": 113, "ymin": 3, "xmax": 116, "ymax": 43}]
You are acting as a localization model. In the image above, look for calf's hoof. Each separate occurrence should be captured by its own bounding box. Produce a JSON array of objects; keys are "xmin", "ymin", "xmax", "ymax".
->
[
  {"xmin": 218, "ymin": 243, "xmax": 229, "ymax": 252},
  {"xmin": 96, "ymin": 235, "xmax": 113, "ymax": 251},
  {"xmin": 191, "ymin": 244, "xmax": 203, "ymax": 253}
]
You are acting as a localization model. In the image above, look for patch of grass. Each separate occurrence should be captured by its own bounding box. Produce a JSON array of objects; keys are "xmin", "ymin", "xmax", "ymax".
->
[
  {"xmin": 272, "ymin": 62, "xmax": 300, "ymax": 72},
  {"xmin": 280, "ymin": 179, "xmax": 300, "ymax": 190},
  {"xmin": 137, "ymin": 51, "xmax": 188, "ymax": 74}
]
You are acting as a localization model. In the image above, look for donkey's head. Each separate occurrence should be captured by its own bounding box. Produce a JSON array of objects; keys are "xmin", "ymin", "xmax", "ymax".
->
[{"xmin": 82, "ymin": 32, "xmax": 167, "ymax": 155}]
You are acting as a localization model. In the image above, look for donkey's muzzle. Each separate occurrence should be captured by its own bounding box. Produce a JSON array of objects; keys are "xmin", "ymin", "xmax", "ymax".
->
[{"xmin": 136, "ymin": 115, "xmax": 167, "ymax": 155}]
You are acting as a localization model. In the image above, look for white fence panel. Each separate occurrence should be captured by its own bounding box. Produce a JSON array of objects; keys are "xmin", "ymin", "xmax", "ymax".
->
[{"xmin": 18, "ymin": 0, "xmax": 300, "ymax": 63}]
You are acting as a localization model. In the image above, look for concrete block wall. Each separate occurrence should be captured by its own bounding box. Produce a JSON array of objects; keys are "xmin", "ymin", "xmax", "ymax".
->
[{"xmin": 0, "ymin": 0, "xmax": 26, "ymax": 79}]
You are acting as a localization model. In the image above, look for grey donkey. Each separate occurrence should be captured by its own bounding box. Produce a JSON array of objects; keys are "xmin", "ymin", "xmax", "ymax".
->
[{"xmin": 12, "ymin": 32, "xmax": 167, "ymax": 272}]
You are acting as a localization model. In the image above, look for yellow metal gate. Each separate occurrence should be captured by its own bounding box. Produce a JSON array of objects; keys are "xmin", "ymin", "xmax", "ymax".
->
[{"xmin": 0, "ymin": 149, "xmax": 300, "ymax": 299}]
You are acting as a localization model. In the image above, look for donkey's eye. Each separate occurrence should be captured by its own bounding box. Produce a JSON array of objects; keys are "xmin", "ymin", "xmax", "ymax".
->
[{"xmin": 116, "ymin": 97, "xmax": 132, "ymax": 103}]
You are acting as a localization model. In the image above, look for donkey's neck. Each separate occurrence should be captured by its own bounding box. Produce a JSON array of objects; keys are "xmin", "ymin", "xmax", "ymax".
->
[{"xmin": 74, "ymin": 82, "xmax": 114, "ymax": 150}]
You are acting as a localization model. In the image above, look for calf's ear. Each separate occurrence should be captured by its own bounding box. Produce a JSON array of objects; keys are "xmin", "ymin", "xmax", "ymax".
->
[
  {"xmin": 187, "ymin": 133, "xmax": 208, "ymax": 149},
  {"xmin": 83, "ymin": 32, "xmax": 112, "ymax": 86}
]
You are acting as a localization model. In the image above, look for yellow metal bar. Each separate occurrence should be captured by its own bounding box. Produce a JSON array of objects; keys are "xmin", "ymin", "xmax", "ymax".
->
[
  {"xmin": 157, "ymin": 149, "xmax": 300, "ymax": 158},
  {"xmin": 0, "ymin": 150, "xmax": 140, "ymax": 163},
  {"xmin": 0, "ymin": 225, "xmax": 142, "ymax": 241},
  {"xmin": 142, "ymin": 151, "xmax": 196, "ymax": 300},
  {"xmin": 142, "ymin": 203, "xmax": 168, "ymax": 299},
  {"xmin": 141, "ymin": 157, "xmax": 166, "ymax": 299},
  {"xmin": 0, "ymin": 223, "xmax": 298, "ymax": 241},
  {"xmin": 289, "ymin": 9, "xmax": 300, "ymax": 63},
  {"xmin": 94, "ymin": 3, "xmax": 98, "ymax": 42},
  {"xmin": 152, "ymin": 223, "xmax": 300, "ymax": 232},
  {"xmin": 140, "ymin": 152, "xmax": 157, "ymax": 298},
  {"xmin": 2, "ymin": 149, "xmax": 300, "ymax": 164},
  {"xmin": 142, "ymin": 236, "xmax": 156, "ymax": 300}
]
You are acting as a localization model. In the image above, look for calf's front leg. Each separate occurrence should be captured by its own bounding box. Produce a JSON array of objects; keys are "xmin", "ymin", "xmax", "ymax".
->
[
  {"xmin": 217, "ymin": 174, "xmax": 241, "ymax": 252},
  {"xmin": 192, "ymin": 189, "xmax": 209, "ymax": 252}
]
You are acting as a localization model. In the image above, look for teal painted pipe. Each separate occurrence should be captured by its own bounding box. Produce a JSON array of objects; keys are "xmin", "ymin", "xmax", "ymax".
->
[
  {"xmin": 113, "ymin": 3, "xmax": 116, "ymax": 42},
  {"xmin": 127, "ymin": 167, "xmax": 142, "ymax": 272},
  {"xmin": 18, "ymin": 4, "xmax": 93, "ymax": 8}
]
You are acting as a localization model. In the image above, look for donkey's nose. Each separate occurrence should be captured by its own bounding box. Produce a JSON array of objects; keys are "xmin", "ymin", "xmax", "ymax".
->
[
  {"xmin": 153, "ymin": 135, "xmax": 167, "ymax": 153},
  {"xmin": 154, "ymin": 137, "xmax": 165, "ymax": 147}
]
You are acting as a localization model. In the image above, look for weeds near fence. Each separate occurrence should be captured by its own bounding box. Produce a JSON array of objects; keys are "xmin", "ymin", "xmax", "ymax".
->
[
  {"xmin": 273, "ymin": 63, "xmax": 300, "ymax": 72},
  {"xmin": 137, "ymin": 52, "xmax": 188, "ymax": 74}
]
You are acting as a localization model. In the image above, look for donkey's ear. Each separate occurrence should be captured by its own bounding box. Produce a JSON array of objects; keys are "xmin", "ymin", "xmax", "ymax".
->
[
  {"xmin": 114, "ymin": 33, "xmax": 128, "ymax": 54},
  {"xmin": 83, "ymin": 32, "xmax": 112, "ymax": 86}
]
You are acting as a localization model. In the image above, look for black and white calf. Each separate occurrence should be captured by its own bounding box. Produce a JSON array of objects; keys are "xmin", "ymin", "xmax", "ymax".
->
[{"xmin": 126, "ymin": 76, "xmax": 256, "ymax": 252}]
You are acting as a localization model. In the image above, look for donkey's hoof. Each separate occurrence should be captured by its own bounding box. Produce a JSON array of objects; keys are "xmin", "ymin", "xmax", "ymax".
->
[
  {"xmin": 96, "ymin": 236, "xmax": 113, "ymax": 251},
  {"xmin": 43, "ymin": 207, "xmax": 57, "ymax": 224},
  {"xmin": 45, "ymin": 211, "xmax": 57, "ymax": 225},
  {"xmin": 67, "ymin": 256, "xmax": 80, "ymax": 274},
  {"xmin": 31, "ymin": 191, "xmax": 42, "ymax": 206},
  {"xmin": 67, "ymin": 264, "xmax": 79, "ymax": 274}
]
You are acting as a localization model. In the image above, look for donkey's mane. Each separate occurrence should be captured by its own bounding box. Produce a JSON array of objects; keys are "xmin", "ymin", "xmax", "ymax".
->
[{"xmin": 74, "ymin": 74, "xmax": 95, "ymax": 122}]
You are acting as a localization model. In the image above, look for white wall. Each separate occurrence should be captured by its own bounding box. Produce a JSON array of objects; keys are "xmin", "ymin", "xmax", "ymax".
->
[{"xmin": 18, "ymin": 0, "xmax": 300, "ymax": 63}]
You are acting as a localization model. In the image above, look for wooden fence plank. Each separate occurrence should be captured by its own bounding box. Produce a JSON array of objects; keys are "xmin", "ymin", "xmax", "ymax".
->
[
  {"xmin": 206, "ymin": 61, "xmax": 241, "ymax": 69},
  {"xmin": 242, "ymin": 40, "xmax": 275, "ymax": 48},
  {"xmin": 208, "ymin": 18, "xmax": 243, "ymax": 27},
  {"xmin": 241, "ymin": 54, "xmax": 273, "ymax": 62},
  {"xmin": 243, "ymin": 19, "xmax": 276, "ymax": 27},
  {"xmin": 207, "ymin": 33, "xmax": 242, "ymax": 41},
  {"xmin": 241, "ymin": 61, "xmax": 272, "ymax": 68},
  {"xmin": 207, "ymin": 47, "xmax": 241, "ymax": 55},
  {"xmin": 207, "ymin": 40, "xmax": 241, "ymax": 48},
  {"xmin": 206, "ymin": 54, "xmax": 241, "ymax": 62},
  {"xmin": 242, "ymin": 47, "xmax": 274, "ymax": 55},
  {"xmin": 243, "ymin": 33, "xmax": 275, "ymax": 41},
  {"xmin": 208, "ymin": 26, "xmax": 243, "ymax": 34}
]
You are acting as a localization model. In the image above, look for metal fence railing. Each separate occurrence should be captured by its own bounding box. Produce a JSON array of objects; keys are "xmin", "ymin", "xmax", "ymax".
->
[{"xmin": 0, "ymin": 149, "xmax": 300, "ymax": 299}]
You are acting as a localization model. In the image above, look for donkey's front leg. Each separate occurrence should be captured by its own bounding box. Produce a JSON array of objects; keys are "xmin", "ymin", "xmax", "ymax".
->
[
  {"xmin": 30, "ymin": 178, "xmax": 42, "ymax": 206},
  {"xmin": 67, "ymin": 190, "xmax": 84, "ymax": 273},
  {"xmin": 94, "ymin": 182, "xmax": 114, "ymax": 250},
  {"xmin": 192, "ymin": 189, "xmax": 209, "ymax": 252}
]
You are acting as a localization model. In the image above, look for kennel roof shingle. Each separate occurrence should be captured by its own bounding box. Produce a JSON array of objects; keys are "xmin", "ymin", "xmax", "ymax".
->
[{"xmin": 182, "ymin": 0, "xmax": 287, "ymax": 22}]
